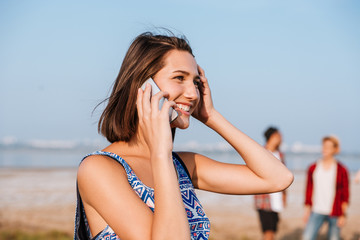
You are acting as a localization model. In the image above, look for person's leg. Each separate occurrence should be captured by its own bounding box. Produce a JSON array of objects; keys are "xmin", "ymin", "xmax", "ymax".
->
[
  {"xmin": 265, "ymin": 212, "xmax": 279, "ymax": 240},
  {"xmin": 258, "ymin": 210, "xmax": 277, "ymax": 240},
  {"xmin": 263, "ymin": 211, "xmax": 278, "ymax": 240},
  {"xmin": 258, "ymin": 209, "xmax": 267, "ymax": 232},
  {"xmin": 302, "ymin": 212, "xmax": 326, "ymax": 240},
  {"xmin": 327, "ymin": 216, "xmax": 340, "ymax": 240}
]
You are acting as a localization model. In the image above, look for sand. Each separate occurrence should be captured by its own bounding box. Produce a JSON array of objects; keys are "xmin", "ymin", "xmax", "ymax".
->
[{"xmin": 1, "ymin": 168, "xmax": 359, "ymax": 239}]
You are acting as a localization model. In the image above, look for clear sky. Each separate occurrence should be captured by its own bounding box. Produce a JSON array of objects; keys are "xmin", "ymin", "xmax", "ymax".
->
[{"xmin": 1, "ymin": 0, "xmax": 359, "ymax": 152}]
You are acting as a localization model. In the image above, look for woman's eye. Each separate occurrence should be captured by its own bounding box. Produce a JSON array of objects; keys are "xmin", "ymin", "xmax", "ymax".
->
[{"xmin": 175, "ymin": 76, "xmax": 184, "ymax": 81}]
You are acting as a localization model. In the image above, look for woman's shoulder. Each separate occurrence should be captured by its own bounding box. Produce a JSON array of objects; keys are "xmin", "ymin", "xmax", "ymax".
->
[
  {"xmin": 80, "ymin": 151, "xmax": 121, "ymax": 167},
  {"xmin": 77, "ymin": 152, "xmax": 128, "ymax": 183}
]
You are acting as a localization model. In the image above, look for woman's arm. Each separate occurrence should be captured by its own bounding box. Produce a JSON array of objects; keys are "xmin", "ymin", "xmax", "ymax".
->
[
  {"xmin": 187, "ymin": 66, "xmax": 293, "ymax": 195},
  {"xmin": 178, "ymin": 113, "xmax": 293, "ymax": 194},
  {"xmin": 137, "ymin": 85, "xmax": 191, "ymax": 239}
]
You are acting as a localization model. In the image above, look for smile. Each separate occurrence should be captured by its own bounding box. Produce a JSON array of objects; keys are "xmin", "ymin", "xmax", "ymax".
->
[{"xmin": 176, "ymin": 103, "xmax": 191, "ymax": 112}]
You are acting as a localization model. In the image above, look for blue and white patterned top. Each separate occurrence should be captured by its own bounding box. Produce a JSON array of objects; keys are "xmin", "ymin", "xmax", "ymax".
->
[{"xmin": 74, "ymin": 151, "xmax": 210, "ymax": 240}]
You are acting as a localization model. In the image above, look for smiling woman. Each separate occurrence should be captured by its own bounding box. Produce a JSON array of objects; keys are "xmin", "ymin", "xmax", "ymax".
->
[
  {"xmin": 74, "ymin": 30, "xmax": 294, "ymax": 240},
  {"xmin": 154, "ymin": 50, "xmax": 201, "ymax": 129}
]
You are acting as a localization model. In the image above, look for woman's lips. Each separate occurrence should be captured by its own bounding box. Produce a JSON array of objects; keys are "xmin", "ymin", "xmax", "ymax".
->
[{"xmin": 175, "ymin": 103, "xmax": 191, "ymax": 116}]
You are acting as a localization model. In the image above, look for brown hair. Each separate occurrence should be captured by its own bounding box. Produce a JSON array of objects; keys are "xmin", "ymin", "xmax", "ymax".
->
[{"xmin": 98, "ymin": 31, "xmax": 193, "ymax": 143}]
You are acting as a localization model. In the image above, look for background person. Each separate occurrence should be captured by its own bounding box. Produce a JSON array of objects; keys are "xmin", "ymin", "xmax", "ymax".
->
[
  {"xmin": 254, "ymin": 127, "xmax": 287, "ymax": 240},
  {"xmin": 302, "ymin": 136, "xmax": 350, "ymax": 240}
]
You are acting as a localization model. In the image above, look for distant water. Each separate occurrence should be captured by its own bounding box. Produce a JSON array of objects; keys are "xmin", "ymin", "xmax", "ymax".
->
[
  {"xmin": 198, "ymin": 151, "xmax": 360, "ymax": 173},
  {"xmin": 0, "ymin": 147, "xmax": 359, "ymax": 172}
]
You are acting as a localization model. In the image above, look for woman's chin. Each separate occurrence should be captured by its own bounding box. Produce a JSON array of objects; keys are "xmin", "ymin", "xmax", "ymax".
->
[{"xmin": 171, "ymin": 116, "xmax": 190, "ymax": 129}]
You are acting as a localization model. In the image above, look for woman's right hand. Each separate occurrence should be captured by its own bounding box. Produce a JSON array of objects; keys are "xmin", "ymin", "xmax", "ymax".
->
[
  {"xmin": 136, "ymin": 83, "xmax": 176, "ymax": 156},
  {"xmin": 136, "ymin": 83, "xmax": 191, "ymax": 239}
]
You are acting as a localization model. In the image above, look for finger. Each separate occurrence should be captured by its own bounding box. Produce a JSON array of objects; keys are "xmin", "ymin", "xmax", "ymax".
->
[
  {"xmin": 197, "ymin": 65, "xmax": 209, "ymax": 88},
  {"xmin": 197, "ymin": 65, "xmax": 205, "ymax": 77},
  {"xmin": 150, "ymin": 90, "xmax": 169, "ymax": 114},
  {"xmin": 136, "ymin": 88, "xmax": 144, "ymax": 119},
  {"xmin": 161, "ymin": 99, "xmax": 176, "ymax": 112},
  {"xmin": 161, "ymin": 100, "xmax": 177, "ymax": 120},
  {"xmin": 142, "ymin": 83, "xmax": 152, "ymax": 116}
]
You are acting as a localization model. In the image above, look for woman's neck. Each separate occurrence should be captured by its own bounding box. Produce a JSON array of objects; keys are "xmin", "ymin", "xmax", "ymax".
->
[
  {"xmin": 103, "ymin": 133, "xmax": 151, "ymax": 159},
  {"xmin": 103, "ymin": 127, "xmax": 176, "ymax": 158}
]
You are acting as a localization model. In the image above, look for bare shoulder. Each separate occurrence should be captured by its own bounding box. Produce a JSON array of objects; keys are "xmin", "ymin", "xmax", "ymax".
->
[
  {"xmin": 77, "ymin": 154, "xmax": 129, "ymax": 203},
  {"xmin": 77, "ymin": 154, "xmax": 127, "ymax": 181},
  {"xmin": 76, "ymin": 154, "xmax": 154, "ymax": 238}
]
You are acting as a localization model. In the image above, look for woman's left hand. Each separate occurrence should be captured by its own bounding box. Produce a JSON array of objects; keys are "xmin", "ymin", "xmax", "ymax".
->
[{"xmin": 191, "ymin": 65, "xmax": 216, "ymax": 124}]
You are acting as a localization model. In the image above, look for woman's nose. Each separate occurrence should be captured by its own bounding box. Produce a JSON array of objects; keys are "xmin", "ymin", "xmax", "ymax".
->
[{"xmin": 184, "ymin": 82, "xmax": 199, "ymax": 100}]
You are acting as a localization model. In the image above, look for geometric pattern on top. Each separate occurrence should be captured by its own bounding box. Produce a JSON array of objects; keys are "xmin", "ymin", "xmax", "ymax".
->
[{"xmin": 76, "ymin": 151, "xmax": 211, "ymax": 240}]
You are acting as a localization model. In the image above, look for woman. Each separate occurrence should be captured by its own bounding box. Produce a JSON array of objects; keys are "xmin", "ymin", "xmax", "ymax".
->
[{"xmin": 74, "ymin": 31, "xmax": 294, "ymax": 240}]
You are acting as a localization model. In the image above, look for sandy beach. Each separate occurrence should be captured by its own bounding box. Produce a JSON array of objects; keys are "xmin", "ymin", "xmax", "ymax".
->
[{"xmin": 1, "ymin": 168, "xmax": 359, "ymax": 239}]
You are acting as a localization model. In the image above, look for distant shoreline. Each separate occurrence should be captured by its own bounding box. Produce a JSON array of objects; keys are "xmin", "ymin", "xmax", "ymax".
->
[
  {"xmin": 1, "ymin": 138, "xmax": 360, "ymax": 154},
  {"xmin": 1, "ymin": 148, "xmax": 359, "ymax": 172}
]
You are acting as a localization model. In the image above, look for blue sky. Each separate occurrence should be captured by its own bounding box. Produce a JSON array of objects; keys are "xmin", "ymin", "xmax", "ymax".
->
[{"xmin": 1, "ymin": 0, "xmax": 359, "ymax": 152}]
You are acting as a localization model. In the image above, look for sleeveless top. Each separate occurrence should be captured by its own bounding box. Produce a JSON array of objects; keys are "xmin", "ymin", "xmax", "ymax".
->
[{"xmin": 74, "ymin": 151, "xmax": 211, "ymax": 240}]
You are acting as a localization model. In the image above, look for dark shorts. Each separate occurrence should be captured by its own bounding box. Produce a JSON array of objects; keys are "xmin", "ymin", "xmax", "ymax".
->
[{"xmin": 257, "ymin": 209, "xmax": 279, "ymax": 232}]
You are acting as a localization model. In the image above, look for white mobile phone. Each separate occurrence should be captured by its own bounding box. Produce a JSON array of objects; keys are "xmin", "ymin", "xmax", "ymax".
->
[{"xmin": 141, "ymin": 78, "xmax": 178, "ymax": 123}]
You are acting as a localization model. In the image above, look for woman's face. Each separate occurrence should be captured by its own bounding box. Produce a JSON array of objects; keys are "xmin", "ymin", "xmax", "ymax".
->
[{"xmin": 153, "ymin": 50, "xmax": 200, "ymax": 129}]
